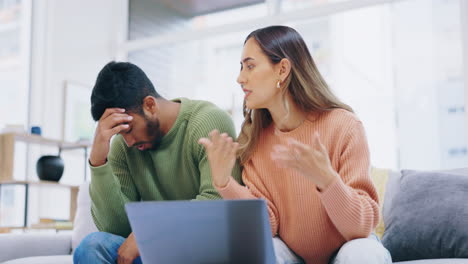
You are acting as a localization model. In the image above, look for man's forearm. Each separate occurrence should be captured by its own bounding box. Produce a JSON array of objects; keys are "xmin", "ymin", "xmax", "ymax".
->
[{"xmin": 89, "ymin": 164, "xmax": 133, "ymax": 237}]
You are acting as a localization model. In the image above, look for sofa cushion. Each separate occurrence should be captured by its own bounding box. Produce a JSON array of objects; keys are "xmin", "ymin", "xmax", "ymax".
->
[
  {"xmin": 382, "ymin": 170, "xmax": 402, "ymax": 222},
  {"xmin": 2, "ymin": 255, "xmax": 72, "ymax": 264},
  {"xmin": 382, "ymin": 168, "xmax": 468, "ymax": 262},
  {"xmin": 0, "ymin": 233, "xmax": 71, "ymax": 263},
  {"xmin": 71, "ymin": 182, "xmax": 98, "ymax": 252},
  {"xmin": 369, "ymin": 167, "xmax": 390, "ymax": 239},
  {"xmin": 395, "ymin": 259, "xmax": 468, "ymax": 264}
]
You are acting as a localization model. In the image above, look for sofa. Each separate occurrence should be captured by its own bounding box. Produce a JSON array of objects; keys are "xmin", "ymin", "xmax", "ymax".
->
[
  {"xmin": 1, "ymin": 168, "xmax": 467, "ymax": 264},
  {"xmin": 0, "ymin": 180, "xmax": 97, "ymax": 264}
]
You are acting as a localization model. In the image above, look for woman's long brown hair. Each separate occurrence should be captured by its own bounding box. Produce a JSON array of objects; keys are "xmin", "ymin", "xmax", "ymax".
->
[{"xmin": 237, "ymin": 25, "xmax": 353, "ymax": 165}]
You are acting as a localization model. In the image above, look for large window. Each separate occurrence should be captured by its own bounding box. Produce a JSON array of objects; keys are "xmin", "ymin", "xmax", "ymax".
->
[
  {"xmin": 0, "ymin": 0, "xmax": 30, "ymax": 128},
  {"xmin": 392, "ymin": 0, "xmax": 466, "ymax": 169},
  {"xmin": 126, "ymin": 0, "xmax": 467, "ymax": 170},
  {"xmin": 0, "ymin": 0, "xmax": 31, "ymax": 227}
]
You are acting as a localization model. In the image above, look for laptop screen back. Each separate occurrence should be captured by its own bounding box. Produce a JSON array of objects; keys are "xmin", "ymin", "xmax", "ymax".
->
[{"xmin": 125, "ymin": 199, "xmax": 275, "ymax": 264}]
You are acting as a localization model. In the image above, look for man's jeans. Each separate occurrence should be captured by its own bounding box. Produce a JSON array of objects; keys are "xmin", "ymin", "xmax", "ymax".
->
[
  {"xmin": 274, "ymin": 233, "xmax": 393, "ymax": 264},
  {"xmin": 74, "ymin": 232, "xmax": 392, "ymax": 264},
  {"xmin": 73, "ymin": 232, "xmax": 142, "ymax": 264}
]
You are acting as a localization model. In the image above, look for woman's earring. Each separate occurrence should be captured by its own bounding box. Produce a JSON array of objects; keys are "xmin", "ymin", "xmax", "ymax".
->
[{"xmin": 276, "ymin": 80, "xmax": 281, "ymax": 89}]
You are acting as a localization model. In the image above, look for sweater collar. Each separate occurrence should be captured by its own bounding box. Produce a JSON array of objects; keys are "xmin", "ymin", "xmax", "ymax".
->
[{"xmin": 158, "ymin": 97, "xmax": 191, "ymax": 148}]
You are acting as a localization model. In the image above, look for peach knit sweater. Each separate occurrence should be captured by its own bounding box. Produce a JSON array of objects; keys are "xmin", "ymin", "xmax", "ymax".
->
[{"xmin": 216, "ymin": 109, "xmax": 380, "ymax": 264}]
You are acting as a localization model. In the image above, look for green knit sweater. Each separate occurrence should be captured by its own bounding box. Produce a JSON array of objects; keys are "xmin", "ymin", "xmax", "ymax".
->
[{"xmin": 89, "ymin": 98, "xmax": 242, "ymax": 237}]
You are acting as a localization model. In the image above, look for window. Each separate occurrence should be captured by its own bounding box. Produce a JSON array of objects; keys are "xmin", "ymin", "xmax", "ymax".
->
[
  {"xmin": 0, "ymin": 0, "xmax": 31, "ymax": 128},
  {"xmin": 0, "ymin": 0, "xmax": 31, "ymax": 227},
  {"xmin": 392, "ymin": 0, "xmax": 466, "ymax": 169},
  {"xmin": 126, "ymin": 0, "xmax": 467, "ymax": 170}
]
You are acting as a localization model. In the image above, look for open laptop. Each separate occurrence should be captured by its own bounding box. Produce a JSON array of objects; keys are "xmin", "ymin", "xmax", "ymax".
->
[{"xmin": 125, "ymin": 199, "xmax": 275, "ymax": 264}]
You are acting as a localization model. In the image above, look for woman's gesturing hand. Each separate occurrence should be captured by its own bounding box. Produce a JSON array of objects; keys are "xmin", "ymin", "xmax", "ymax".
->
[
  {"xmin": 271, "ymin": 132, "xmax": 338, "ymax": 191},
  {"xmin": 199, "ymin": 130, "xmax": 239, "ymax": 188}
]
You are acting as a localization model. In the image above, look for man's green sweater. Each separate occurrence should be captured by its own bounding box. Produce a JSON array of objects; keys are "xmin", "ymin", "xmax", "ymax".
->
[{"xmin": 89, "ymin": 98, "xmax": 242, "ymax": 238}]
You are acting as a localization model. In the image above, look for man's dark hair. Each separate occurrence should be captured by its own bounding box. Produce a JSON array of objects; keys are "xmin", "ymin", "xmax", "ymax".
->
[{"xmin": 90, "ymin": 61, "xmax": 161, "ymax": 121}]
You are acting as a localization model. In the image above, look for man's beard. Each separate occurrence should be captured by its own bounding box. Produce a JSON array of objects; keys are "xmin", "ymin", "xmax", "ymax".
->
[{"xmin": 145, "ymin": 116, "xmax": 165, "ymax": 150}]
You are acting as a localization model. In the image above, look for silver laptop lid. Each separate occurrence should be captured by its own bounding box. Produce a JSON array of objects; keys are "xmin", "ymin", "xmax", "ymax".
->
[{"xmin": 125, "ymin": 199, "xmax": 275, "ymax": 264}]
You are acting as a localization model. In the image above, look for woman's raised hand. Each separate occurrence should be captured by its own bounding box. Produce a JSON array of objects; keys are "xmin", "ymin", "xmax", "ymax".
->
[
  {"xmin": 199, "ymin": 130, "xmax": 239, "ymax": 188},
  {"xmin": 271, "ymin": 132, "xmax": 338, "ymax": 191}
]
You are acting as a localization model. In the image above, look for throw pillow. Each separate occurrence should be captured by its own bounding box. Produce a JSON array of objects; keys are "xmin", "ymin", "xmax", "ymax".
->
[
  {"xmin": 370, "ymin": 167, "xmax": 389, "ymax": 239},
  {"xmin": 382, "ymin": 168, "xmax": 468, "ymax": 262},
  {"xmin": 71, "ymin": 182, "xmax": 98, "ymax": 252}
]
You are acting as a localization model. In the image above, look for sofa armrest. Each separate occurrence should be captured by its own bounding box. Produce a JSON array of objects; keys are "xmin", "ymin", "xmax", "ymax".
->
[{"xmin": 0, "ymin": 233, "xmax": 72, "ymax": 263}]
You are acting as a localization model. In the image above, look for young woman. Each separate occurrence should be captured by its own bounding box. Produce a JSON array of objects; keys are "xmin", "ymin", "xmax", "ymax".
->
[{"xmin": 199, "ymin": 25, "xmax": 392, "ymax": 264}]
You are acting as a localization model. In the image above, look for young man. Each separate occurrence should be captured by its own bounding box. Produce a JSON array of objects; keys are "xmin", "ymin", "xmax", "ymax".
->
[{"xmin": 74, "ymin": 62, "xmax": 242, "ymax": 264}]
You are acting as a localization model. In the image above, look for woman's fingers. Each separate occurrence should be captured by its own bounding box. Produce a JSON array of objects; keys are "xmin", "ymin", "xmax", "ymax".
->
[
  {"xmin": 271, "ymin": 152, "xmax": 294, "ymax": 162},
  {"xmin": 219, "ymin": 133, "xmax": 229, "ymax": 152},
  {"xmin": 209, "ymin": 129, "xmax": 221, "ymax": 146},
  {"xmin": 272, "ymin": 139, "xmax": 317, "ymax": 170},
  {"xmin": 273, "ymin": 144, "xmax": 289, "ymax": 154},
  {"xmin": 231, "ymin": 142, "xmax": 239, "ymax": 157},
  {"xmin": 199, "ymin": 130, "xmax": 238, "ymax": 158},
  {"xmin": 287, "ymin": 138, "xmax": 310, "ymax": 154},
  {"xmin": 271, "ymin": 152, "xmax": 298, "ymax": 169},
  {"xmin": 198, "ymin": 137, "xmax": 213, "ymax": 150},
  {"xmin": 313, "ymin": 132, "xmax": 328, "ymax": 154}
]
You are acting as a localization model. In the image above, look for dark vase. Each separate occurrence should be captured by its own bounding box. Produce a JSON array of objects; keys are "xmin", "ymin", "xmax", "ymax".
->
[{"xmin": 36, "ymin": 155, "xmax": 64, "ymax": 182}]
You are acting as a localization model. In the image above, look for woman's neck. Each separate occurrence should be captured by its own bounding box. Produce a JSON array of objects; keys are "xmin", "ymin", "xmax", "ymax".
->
[{"xmin": 267, "ymin": 95, "xmax": 307, "ymax": 132}]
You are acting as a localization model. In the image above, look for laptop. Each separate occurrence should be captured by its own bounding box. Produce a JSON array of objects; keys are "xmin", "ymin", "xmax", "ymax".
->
[{"xmin": 125, "ymin": 199, "xmax": 275, "ymax": 264}]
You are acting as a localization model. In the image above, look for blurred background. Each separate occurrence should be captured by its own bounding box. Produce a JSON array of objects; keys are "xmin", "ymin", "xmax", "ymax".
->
[{"xmin": 0, "ymin": 0, "xmax": 467, "ymax": 230}]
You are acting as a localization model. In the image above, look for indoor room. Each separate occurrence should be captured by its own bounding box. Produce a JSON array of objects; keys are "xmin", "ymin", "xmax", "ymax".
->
[{"xmin": 0, "ymin": 0, "xmax": 467, "ymax": 263}]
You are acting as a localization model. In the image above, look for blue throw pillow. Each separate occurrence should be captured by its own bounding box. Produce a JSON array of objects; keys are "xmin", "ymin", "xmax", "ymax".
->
[{"xmin": 382, "ymin": 168, "xmax": 468, "ymax": 262}]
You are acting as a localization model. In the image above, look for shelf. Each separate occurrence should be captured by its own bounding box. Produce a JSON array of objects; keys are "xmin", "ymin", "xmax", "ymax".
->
[
  {"xmin": 0, "ymin": 227, "xmax": 21, "ymax": 233},
  {"xmin": 0, "ymin": 180, "xmax": 79, "ymax": 222},
  {"xmin": 0, "ymin": 133, "xmax": 87, "ymax": 227},
  {"xmin": 0, "ymin": 133, "xmax": 91, "ymax": 181},
  {"xmin": 0, "ymin": 226, "xmax": 27, "ymax": 230},
  {"xmin": 2, "ymin": 132, "xmax": 92, "ymax": 150},
  {"xmin": 30, "ymin": 222, "xmax": 73, "ymax": 230},
  {"xmin": 0, "ymin": 180, "xmax": 79, "ymax": 189},
  {"xmin": 0, "ymin": 224, "xmax": 73, "ymax": 232}
]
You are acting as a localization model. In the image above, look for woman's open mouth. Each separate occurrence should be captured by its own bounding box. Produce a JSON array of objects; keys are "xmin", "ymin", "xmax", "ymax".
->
[{"xmin": 243, "ymin": 89, "xmax": 252, "ymax": 99}]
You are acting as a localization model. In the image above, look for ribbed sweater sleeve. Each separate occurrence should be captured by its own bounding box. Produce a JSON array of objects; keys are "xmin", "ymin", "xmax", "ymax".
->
[
  {"xmin": 319, "ymin": 121, "xmax": 380, "ymax": 240},
  {"xmin": 89, "ymin": 136, "xmax": 140, "ymax": 238},
  {"xmin": 189, "ymin": 107, "xmax": 243, "ymax": 201},
  {"xmin": 216, "ymin": 177, "xmax": 280, "ymax": 236}
]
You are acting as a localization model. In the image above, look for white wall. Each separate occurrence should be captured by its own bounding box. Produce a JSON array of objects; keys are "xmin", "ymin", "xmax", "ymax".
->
[
  {"xmin": 29, "ymin": 0, "xmax": 127, "ymax": 138},
  {"xmin": 26, "ymin": 0, "xmax": 128, "ymax": 223},
  {"xmin": 462, "ymin": 0, "xmax": 468, "ymax": 145},
  {"xmin": 328, "ymin": 5, "xmax": 397, "ymax": 169}
]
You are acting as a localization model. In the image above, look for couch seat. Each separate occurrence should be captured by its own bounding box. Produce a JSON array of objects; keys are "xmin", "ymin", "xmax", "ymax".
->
[{"xmin": 2, "ymin": 255, "xmax": 72, "ymax": 264}]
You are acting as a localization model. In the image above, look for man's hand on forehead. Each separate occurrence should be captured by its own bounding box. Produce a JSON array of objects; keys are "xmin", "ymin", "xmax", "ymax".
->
[{"xmin": 89, "ymin": 108, "xmax": 133, "ymax": 167}]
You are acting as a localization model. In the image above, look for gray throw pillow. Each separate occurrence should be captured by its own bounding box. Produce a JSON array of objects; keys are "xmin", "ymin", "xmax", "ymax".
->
[{"xmin": 382, "ymin": 168, "xmax": 468, "ymax": 262}]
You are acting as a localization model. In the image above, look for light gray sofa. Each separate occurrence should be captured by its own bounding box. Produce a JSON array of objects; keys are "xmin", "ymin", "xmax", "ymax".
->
[
  {"xmin": 0, "ymin": 181, "xmax": 97, "ymax": 264},
  {"xmin": 1, "ymin": 169, "xmax": 467, "ymax": 264}
]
